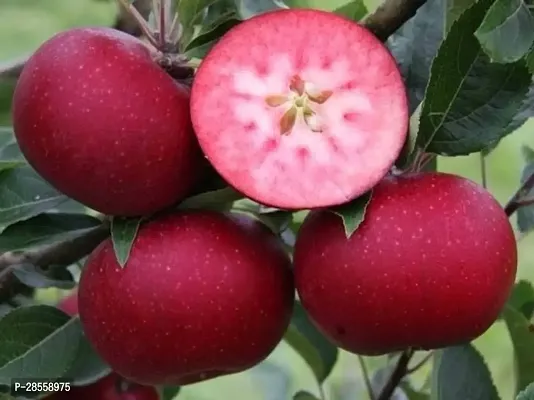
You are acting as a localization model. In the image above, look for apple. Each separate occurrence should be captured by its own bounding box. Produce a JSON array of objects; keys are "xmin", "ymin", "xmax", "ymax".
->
[
  {"xmin": 78, "ymin": 210, "xmax": 295, "ymax": 385},
  {"xmin": 190, "ymin": 8, "xmax": 408, "ymax": 210},
  {"xmin": 57, "ymin": 291, "xmax": 79, "ymax": 316},
  {"xmin": 47, "ymin": 373, "xmax": 159, "ymax": 400},
  {"xmin": 51, "ymin": 292, "xmax": 159, "ymax": 399},
  {"xmin": 12, "ymin": 27, "xmax": 203, "ymax": 217},
  {"xmin": 293, "ymin": 172, "xmax": 517, "ymax": 355}
]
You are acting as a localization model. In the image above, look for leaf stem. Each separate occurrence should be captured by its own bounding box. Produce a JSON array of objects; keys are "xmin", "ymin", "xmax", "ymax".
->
[
  {"xmin": 480, "ymin": 153, "xmax": 487, "ymax": 189},
  {"xmin": 357, "ymin": 355, "xmax": 376, "ymax": 400},
  {"xmin": 376, "ymin": 348, "xmax": 415, "ymax": 400}
]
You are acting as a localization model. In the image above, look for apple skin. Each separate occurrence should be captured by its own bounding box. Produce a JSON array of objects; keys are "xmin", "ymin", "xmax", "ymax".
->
[
  {"xmin": 78, "ymin": 210, "xmax": 295, "ymax": 386},
  {"xmin": 12, "ymin": 27, "xmax": 203, "ymax": 217},
  {"xmin": 293, "ymin": 172, "xmax": 517, "ymax": 355},
  {"xmin": 50, "ymin": 293, "xmax": 159, "ymax": 399}
]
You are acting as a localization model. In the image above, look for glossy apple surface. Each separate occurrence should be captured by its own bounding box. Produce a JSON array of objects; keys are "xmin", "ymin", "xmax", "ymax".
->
[
  {"xmin": 294, "ymin": 172, "xmax": 517, "ymax": 355},
  {"xmin": 78, "ymin": 211, "xmax": 295, "ymax": 385},
  {"xmin": 13, "ymin": 27, "xmax": 203, "ymax": 216}
]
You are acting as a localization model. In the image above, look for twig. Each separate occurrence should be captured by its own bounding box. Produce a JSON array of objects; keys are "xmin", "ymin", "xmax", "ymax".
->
[
  {"xmin": 0, "ymin": 56, "xmax": 28, "ymax": 80},
  {"xmin": 504, "ymin": 170, "xmax": 534, "ymax": 217},
  {"xmin": 363, "ymin": 0, "xmax": 428, "ymax": 41},
  {"xmin": 377, "ymin": 348, "xmax": 415, "ymax": 400},
  {"xmin": 0, "ymin": 224, "xmax": 110, "ymax": 270},
  {"xmin": 357, "ymin": 355, "xmax": 376, "ymax": 400}
]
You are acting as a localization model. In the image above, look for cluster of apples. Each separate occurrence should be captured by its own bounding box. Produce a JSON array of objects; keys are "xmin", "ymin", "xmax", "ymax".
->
[{"xmin": 12, "ymin": 6, "xmax": 517, "ymax": 394}]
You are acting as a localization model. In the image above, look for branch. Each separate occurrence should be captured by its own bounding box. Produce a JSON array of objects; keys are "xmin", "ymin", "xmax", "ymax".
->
[
  {"xmin": 363, "ymin": 0, "xmax": 428, "ymax": 41},
  {"xmin": 0, "ymin": 223, "xmax": 110, "ymax": 270},
  {"xmin": 377, "ymin": 348, "xmax": 415, "ymax": 400},
  {"xmin": 0, "ymin": 57, "xmax": 27, "ymax": 80},
  {"xmin": 504, "ymin": 170, "xmax": 534, "ymax": 217}
]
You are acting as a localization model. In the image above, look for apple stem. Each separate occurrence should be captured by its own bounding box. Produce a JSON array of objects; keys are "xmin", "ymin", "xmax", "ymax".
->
[{"xmin": 376, "ymin": 348, "xmax": 415, "ymax": 400}]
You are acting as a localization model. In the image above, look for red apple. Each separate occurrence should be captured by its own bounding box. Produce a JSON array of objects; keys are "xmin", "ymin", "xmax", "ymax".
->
[
  {"xmin": 293, "ymin": 172, "xmax": 517, "ymax": 355},
  {"xmin": 53, "ymin": 293, "xmax": 159, "ymax": 399},
  {"xmin": 190, "ymin": 9, "xmax": 408, "ymax": 210},
  {"xmin": 58, "ymin": 291, "xmax": 79, "ymax": 316},
  {"xmin": 78, "ymin": 211, "xmax": 295, "ymax": 385},
  {"xmin": 47, "ymin": 373, "xmax": 159, "ymax": 400},
  {"xmin": 12, "ymin": 27, "xmax": 203, "ymax": 217}
]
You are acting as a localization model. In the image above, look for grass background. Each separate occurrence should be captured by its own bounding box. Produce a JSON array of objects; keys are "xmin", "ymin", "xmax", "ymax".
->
[{"xmin": 1, "ymin": 0, "xmax": 532, "ymax": 399}]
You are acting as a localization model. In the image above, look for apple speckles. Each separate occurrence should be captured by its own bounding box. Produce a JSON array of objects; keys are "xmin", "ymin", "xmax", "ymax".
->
[
  {"xmin": 78, "ymin": 211, "xmax": 294, "ymax": 386},
  {"xmin": 13, "ymin": 27, "xmax": 203, "ymax": 216},
  {"xmin": 294, "ymin": 172, "xmax": 517, "ymax": 356}
]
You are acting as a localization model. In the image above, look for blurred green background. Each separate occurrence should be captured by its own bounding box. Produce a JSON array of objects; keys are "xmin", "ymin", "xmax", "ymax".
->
[{"xmin": 1, "ymin": 0, "xmax": 532, "ymax": 399}]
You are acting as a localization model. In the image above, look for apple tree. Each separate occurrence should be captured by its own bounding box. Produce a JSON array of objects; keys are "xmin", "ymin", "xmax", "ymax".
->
[{"xmin": 0, "ymin": 0, "xmax": 534, "ymax": 399}]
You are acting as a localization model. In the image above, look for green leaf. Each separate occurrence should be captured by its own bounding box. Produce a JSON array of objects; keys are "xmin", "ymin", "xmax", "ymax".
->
[
  {"xmin": 184, "ymin": 12, "xmax": 240, "ymax": 56},
  {"xmin": 0, "ymin": 166, "xmax": 68, "ymax": 231},
  {"xmin": 329, "ymin": 191, "xmax": 372, "ymax": 238},
  {"xmin": 11, "ymin": 264, "xmax": 75, "ymax": 290},
  {"xmin": 332, "ymin": 0, "xmax": 368, "ymax": 20},
  {"xmin": 233, "ymin": 0, "xmax": 289, "ymax": 19},
  {"xmin": 508, "ymin": 280, "xmax": 534, "ymax": 319},
  {"xmin": 178, "ymin": 0, "xmax": 219, "ymax": 46},
  {"xmin": 62, "ymin": 335, "xmax": 111, "ymax": 386},
  {"xmin": 177, "ymin": 187, "xmax": 244, "ymax": 210},
  {"xmin": 475, "ymin": 0, "xmax": 534, "ymax": 63},
  {"xmin": 517, "ymin": 147, "xmax": 534, "ymax": 233},
  {"xmin": 0, "ymin": 306, "xmax": 82, "ymax": 386},
  {"xmin": 517, "ymin": 382, "xmax": 534, "ymax": 400},
  {"xmin": 387, "ymin": 0, "xmax": 445, "ymax": 114},
  {"xmin": 416, "ymin": 0, "xmax": 532, "ymax": 156},
  {"xmin": 431, "ymin": 344, "xmax": 500, "ymax": 400},
  {"xmin": 0, "ymin": 213, "xmax": 102, "ymax": 253},
  {"xmin": 401, "ymin": 382, "xmax": 430, "ymax": 400},
  {"xmin": 527, "ymin": 47, "xmax": 534, "ymax": 74},
  {"xmin": 161, "ymin": 386, "xmax": 181, "ymax": 400},
  {"xmin": 110, "ymin": 217, "xmax": 142, "ymax": 267},
  {"xmin": 293, "ymin": 391, "xmax": 320, "ymax": 400},
  {"xmin": 284, "ymin": 301, "xmax": 338, "ymax": 383},
  {"xmin": 503, "ymin": 304, "xmax": 534, "ymax": 395},
  {"xmin": 0, "ymin": 129, "xmax": 24, "ymax": 172},
  {"xmin": 256, "ymin": 210, "xmax": 293, "ymax": 234}
]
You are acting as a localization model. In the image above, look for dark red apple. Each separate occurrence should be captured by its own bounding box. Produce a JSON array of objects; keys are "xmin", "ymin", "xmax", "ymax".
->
[
  {"xmin": 293, "ymin": 172, "xmax": 517, "ymax": 355},
  {"xmin": 52, "ymin": 293, "xmax": 159, "ymax": 399},
  {"xmin": 12, "ymin": 27, "xmax": 203, "ymax": 216},
  {"xmin": 47, "ymin": 373, "xmax": 159, "ymax": 400},
  {"xmin": 78, "ymin": 211, "xmax": 295, "ymax": 385},
  {"xmin": 190, "ymin": 8, "xmax": 408, "ymax": 210}
]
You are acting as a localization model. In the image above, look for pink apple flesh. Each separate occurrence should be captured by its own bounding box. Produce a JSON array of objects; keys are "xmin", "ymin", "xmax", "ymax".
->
[
  {"xmin": 293, "ymin": 172, "xmax": 517, "ymax": 355},
  {"xmin": 191, "ymin": 9, "xmax": 409, "ymax": 210}
]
